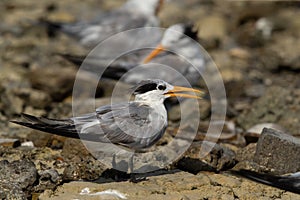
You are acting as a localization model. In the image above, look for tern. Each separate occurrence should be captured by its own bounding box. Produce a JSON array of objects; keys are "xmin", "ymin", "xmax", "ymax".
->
[
  {"xmin": 61, "ymin": 23, "xmax": 207, "ymax": 87},
  {"xmin": 45, "ymin": 0, "xmax": 165, "ymax": 48},
  {"xmin": 11, "ymin": 79, "xmax": 203, "ymax": 178},
  {"xmin": 128, "ymin": 23, "xmax": 206, "ymax": 86},
  {"xmin": 233, "ymin": 170, "xmax": 300, "ymax": 194}
]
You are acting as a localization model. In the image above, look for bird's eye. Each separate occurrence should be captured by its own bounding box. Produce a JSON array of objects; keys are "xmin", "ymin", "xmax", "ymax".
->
[{"xmin": 157, "ymin": 85, "xmax": 166, "ymax": 90}]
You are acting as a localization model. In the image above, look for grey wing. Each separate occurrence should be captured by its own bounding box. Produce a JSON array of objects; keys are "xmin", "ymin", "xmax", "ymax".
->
[{"xmin": 89, "ymin": 102, "xmax": 167, "ymax": 150}]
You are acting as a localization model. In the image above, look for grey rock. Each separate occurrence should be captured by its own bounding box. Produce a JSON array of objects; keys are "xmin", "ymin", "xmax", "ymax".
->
[
  {"xmin": 34, "ymin": 169, "xmax": 61, "ymax": 192},
  {"xmin": 0, "ymin": 159, "xmax": 37, "ymax": 198},
  {"xmin": 0, "ymin": 181, "xmax": 26, "ymax": 200},
  {"xmin": 237, "ymin": 86, "xmax": 300, "ymax": 135},
  {"xmin": 176, "ymin": 141, "xmax": 236, "ymax": 173},
  {"xmin": 254, "ymin": 128, "xmax": 300, "ymax": 174}
]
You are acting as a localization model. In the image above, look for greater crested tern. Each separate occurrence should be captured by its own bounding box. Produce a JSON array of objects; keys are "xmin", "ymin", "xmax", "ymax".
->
[
  {"xmin": 11, "ymin": 80, "xmax": 203, "ymax": 175},
  {"xmin": 61, "ymin": 23, "xmax": 206, "ymax": 87},
  {"xmin": 45, "ymin": 0, "xmax": 165, "ymax": 48}
]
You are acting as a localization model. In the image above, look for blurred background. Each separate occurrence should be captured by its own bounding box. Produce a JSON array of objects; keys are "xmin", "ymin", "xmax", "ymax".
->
[
  {"xmin": 0, "ymin": 0, "xmax": 299, "ymax": 199},
  {"xmin": 1, "ymin": 0, "xmax": 299, "ymax": 137}
]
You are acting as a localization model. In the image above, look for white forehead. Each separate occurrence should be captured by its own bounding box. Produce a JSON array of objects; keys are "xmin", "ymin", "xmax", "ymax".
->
[{"xmin": 161, "ymin": 24, "xmax": 185, "ymax": 47}]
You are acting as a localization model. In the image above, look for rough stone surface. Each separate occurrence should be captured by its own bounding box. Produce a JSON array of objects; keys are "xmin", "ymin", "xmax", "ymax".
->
[
  {"xmin": 34, "ymin": 169, "xmax": 61, "ymax": 192},
  {"xmin": 237, "ymin": 86, "xmax": 300, "ymax": 136},
  {"xmin": 0, "ymin": 159, "xmax": 37, "ymax": 199},
  {"xmin": 61, "ymin": 139, "xmax": 107, "ymax": 181},
  {"xmin": 62, "ymin": 158, "xmax": 107, "ymax": 181},
  {"xmin": 235, "ymin": 143, "xmax": 257, "ymax": 163},
  {"xmin": 0, "ymin": 181, "xmax": 26, "ymax": 200},
  {"xmin": 254, "ymin": 128, "xmax": 300, "ymax": 174},
  {"xmin": 38, "ymin": 171, "xmax": 300, "ymax": 200},
  {"xmin": 176, "ymin": 142, "xmax": 236, "ymax": 173}
]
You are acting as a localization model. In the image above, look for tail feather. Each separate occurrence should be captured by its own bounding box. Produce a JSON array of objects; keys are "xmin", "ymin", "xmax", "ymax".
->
[
  {"xmin": 232, "ymin": 170, "xmax": 300, "ymax": 194},
  {"xmin": 11, "ymin": 113, "xmax": 80, "ymax": 139},
  {"xmin": 11, "ymin": 113, "xmax": 106, "ymax": 142}
]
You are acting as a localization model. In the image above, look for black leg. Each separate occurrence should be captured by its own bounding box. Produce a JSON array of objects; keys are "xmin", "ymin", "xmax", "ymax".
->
[
  {"xmin": 112, "ymin": 153, "xmax": 117, "ymax": 169},
  {"xmin": 129, "ymin": 152, "xmax": 134, "ymax": 174}
]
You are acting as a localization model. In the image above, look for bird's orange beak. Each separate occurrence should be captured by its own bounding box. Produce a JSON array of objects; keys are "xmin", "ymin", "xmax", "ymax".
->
[
  {"xmin": 155, "ymin": 0, "xmax": 165, "ymax": 15},
  {"xmin": 165, "ymin": 86, "xmax": 204, "ymax": 99},
  {"xmin": 143, "ymin": 44, "xmax": 166, "ymax": 63}
]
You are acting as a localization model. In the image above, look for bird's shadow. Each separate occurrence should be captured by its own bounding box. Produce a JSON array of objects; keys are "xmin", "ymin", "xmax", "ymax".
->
[{"xmin": 93, "ymin": 168, "xmax": 182, "ymax": 184}]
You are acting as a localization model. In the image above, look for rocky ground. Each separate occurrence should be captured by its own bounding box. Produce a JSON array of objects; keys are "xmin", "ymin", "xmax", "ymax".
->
[{"xmin": 0, "ymin": 0, "xmax": 300, "ymax": 199}]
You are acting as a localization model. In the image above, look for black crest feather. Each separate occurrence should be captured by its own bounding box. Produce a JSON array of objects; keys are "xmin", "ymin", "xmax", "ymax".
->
[
  {"xmin": 131, "ymin": 79, "xmax": 166, "ymax": 95},
  {"xmin": 183, "ymin": 23, "xmax": 198, "ymax": 40}
]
